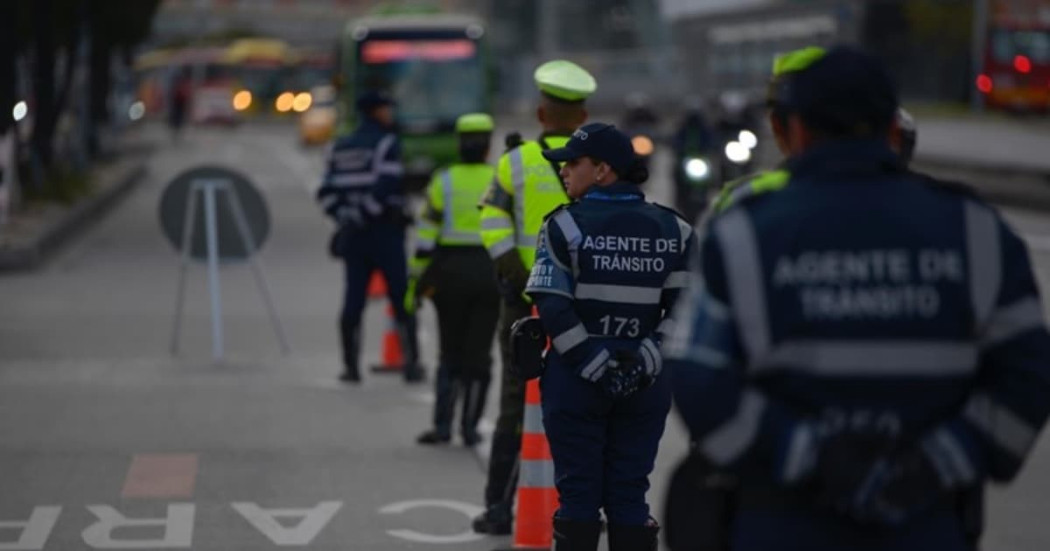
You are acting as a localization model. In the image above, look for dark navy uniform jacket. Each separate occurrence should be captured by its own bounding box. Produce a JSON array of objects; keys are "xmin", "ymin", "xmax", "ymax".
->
[
  {"xmin": 526, "ymin": 183, "xmax": 696, "ymax": 377},
  {"xmin": 316, "ymin": 118, "xmax": 406, "ymax": 228},
  {"xmin": 666, "ymin": 139, "xmax": 1050, "ymax": 490}
]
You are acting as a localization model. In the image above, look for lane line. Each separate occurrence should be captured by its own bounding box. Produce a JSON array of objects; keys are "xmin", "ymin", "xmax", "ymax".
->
[{"xmin": 121, "ymin": 453, "xmax": 199, "ymax": 499}]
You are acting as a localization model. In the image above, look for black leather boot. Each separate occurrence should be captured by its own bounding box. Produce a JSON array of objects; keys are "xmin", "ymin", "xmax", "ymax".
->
[
  {"xmin": 397, "ymin": 317, "xmax": 425, "ymax": 383},
  {"xmin": 460, "ymin": 377, "xmax": 490, "ymax": 446},
  {"xmin": 338, "ymin": 320, "xmax": 361, "ymax": 383},
  {"xmin": 418, "ymin": 366, "xmax": 457, "ymax": 445},
  {"xmin": 552, "ymin": 517, "xmax": 602, "ymax": 551},
  {"xmin": 607, "ymin": 521, "xmax": 659, "ymax": 551},
  {"xmin": 471, "ymin": 504, "xmax": 512, "ymax": 535}
]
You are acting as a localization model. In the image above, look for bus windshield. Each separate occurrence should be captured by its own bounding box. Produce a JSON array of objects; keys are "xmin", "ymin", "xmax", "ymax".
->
[
  {"xmin": 991, "ymin": 29, "xmax": 1050, "ymax": 64},
  {"xmin": 356, "ymin": 38, "xmax": 484, "ymax": 123}
]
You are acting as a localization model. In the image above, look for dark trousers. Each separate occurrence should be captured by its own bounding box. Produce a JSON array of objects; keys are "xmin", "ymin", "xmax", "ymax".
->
[
  {"xmin": 339, "ymin": 223, "xmax": 412, "ymax": 370},
  {"xmin": 482, "ymin": 297, "xmax": 533, "ymax": 508},
  {"xmin": 541, "ymin": 348, "xmax": 672, "ymax": 525},
  {"xmin": 427, "ymin": 247, "xmax": 500, "ymax": 436}
]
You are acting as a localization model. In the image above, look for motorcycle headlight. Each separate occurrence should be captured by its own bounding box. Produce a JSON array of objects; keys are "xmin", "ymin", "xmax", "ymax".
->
[
  {"xmin": 725, "ymin": 141, "xmax": 751, "ymax": 164},
  {"xmin": 684, "ymin": 157, "xmax": 710, "ymax": 181},
  {"xmin": 738, "ymin": 129, "xmax": 758, "ymax": 150}
]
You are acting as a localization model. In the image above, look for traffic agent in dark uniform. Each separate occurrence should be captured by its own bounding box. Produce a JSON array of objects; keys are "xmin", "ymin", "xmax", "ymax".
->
[
  {"xmin": 316, "ymin": 90, "xmax": 423, "ymax": 384},
  {"xmin": 408, "ymin": 113, "xmax": 500, "ymax": 446},
  {"xmin": 525, "ymin": 122, "xmax": 695, "ymax": 551},
  {"xmin": 664, "ymin": 45, "xmax": 1050, "ymax": 551}
]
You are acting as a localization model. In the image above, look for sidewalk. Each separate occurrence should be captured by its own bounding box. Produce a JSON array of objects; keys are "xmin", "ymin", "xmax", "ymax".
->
[{"xmin": 0, "ymin": 132, "xmax": 153, "ymax": 271}]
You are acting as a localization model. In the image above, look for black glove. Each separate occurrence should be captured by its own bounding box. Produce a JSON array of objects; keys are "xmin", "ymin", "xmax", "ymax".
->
[
  {"xmin": 598, "ymin": 350, "xmax": 652, "ymax": 399},
  {"xmin": 817, "ymin": 435, "xmax": 944, "ymax": 527}
]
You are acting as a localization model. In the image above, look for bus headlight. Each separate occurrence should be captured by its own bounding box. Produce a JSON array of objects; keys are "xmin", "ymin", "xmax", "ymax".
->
[
  {"xmin": 292, "ymin": 92, "xmax": 312, "ymax": 113},
  {"xmin": 684, "ymin": 157, "xmax": 710, "ymax": 181},
  {"xmin": 275, "ymin": 92, "xmax": 295, "ymax": 113},
  {"xmin": 233, "ymin": 90, "xmax": 253, "ymax": 111},
  {"xmin": 631, "ymin": 135, "xmax": 654, "ymax": 156}
]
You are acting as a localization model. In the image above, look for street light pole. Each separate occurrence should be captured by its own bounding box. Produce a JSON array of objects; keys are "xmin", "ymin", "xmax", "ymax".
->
[{"xmin": 971, "ymin": 0, "xmax": 989, "ymax": 113}]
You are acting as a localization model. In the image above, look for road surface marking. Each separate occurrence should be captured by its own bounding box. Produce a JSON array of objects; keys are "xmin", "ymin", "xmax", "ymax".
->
[
  {"xmin": 121, "ymin": 453, "xmax": 199, "ymax": 499},
  {"xmin": 379, "ymin": 499, "xmax": 485, "ymax": 544}
]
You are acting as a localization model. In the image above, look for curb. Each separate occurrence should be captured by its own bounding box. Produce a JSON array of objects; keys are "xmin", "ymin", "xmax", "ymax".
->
[{"xmin": 0, "ymin": 162, "xmax": 148, "ymax": 271}]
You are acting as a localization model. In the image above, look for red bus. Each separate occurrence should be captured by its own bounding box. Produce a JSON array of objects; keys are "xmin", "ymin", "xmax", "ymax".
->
[{"xmin": 978, "ymin": 0, "xmax": 1050, "ymax": 112}]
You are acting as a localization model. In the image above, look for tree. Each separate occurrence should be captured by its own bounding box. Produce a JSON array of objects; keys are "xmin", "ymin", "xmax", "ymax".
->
[{"xmin": 86, "ymin": 0, "xmax": 163, "ymax": 155}]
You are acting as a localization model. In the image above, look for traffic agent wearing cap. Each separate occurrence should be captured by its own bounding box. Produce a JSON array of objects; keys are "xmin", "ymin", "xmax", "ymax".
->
[
  {"xmin": 534, "ymin": 60, "xmax": 598, "ymax": 102},
  {"xmin": 543, "ymin": 122, "xmax": 638, "ymax": 199}
]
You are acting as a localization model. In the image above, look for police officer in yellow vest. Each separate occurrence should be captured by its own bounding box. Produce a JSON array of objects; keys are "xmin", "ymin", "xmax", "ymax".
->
[
  {"xmin": 472, "ymin": 60, "xmax": 597, "ymax": 534},
  {"xmin": 407, "ymin": 113, "xmax": 501, "ymax": 447}
]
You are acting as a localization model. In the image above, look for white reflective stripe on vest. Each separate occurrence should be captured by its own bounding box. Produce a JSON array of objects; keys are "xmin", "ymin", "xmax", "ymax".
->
[
  {"xmin": 980, "ymin": 296, "xmax": 1045, "ymax": 349},
  {"xmin": 517, "ymin": 234, "xmax": 538, "ymax": 248},
  {"xmin": 965, "ymin": 201, "xmax": 1001, "ymax": 331},
  {"xmin": 509, "ymin": 148, "xmax": 527, "ymax": 246},
  {"xmin": 488, "ymin": 236, "xmax": 516, "ymax": 258},
  {"xmin": 332, "ymin": 173, "xmax": 376, "ymax": 187},
  {"xmin": 701, "ymin": 390, "xmax": 767, "ymax": 465},
  {"xmin": 481, "ymin": 217, "xmax": 513, "ymax": 230},
  {"xmin": 754, "ymin": 340, "xmax": 978, "ymax": 376},
  {"xmin": 575, "ymin": 283, "xmax": 663, "ymax": 305},
  {"xmin": 964, "ymin": 392, "xmax": 1039, "ymax": 459},
  {"xmin": 553, "ymin": 209, "xmax": 583, "ymax": 277},
  {"xmin": 676, "ymin": 216, "xmax": 694, "ymax": 254},
  {"xmin": 715, "ymin": 209, "xmax": 772, "ymax": 360}
]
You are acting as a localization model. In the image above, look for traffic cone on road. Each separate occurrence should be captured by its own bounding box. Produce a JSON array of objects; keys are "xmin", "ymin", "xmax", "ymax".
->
[
  {"xmin": 370, "ymin": 304, "xmax": 404, "ymax": 373},
  {"xmin": 495, "ymin": 378, "xmax": 558, "ymax": 550},
  {"xmin": 367, "ymin": 271, "xmax": 387, "ymax": 298}
]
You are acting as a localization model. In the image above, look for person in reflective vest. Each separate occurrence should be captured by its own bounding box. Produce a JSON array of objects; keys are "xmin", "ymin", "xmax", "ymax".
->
[
  {"xmin": 316, "ymin": 90, "xmax": 423, "ymax": 384},
  {"xmin": 408, "ymin": 113, "xmax": 500, "ymax": 446},
  {"xmin": 664, "ymin": 45, "xmax": 1050, "ymax": 551},
  {"xmin": 472, "ymin": 59, "xmax": 597, "ymax": 535},
  {"xmin": 526, "ymin": 122, "xmax": 696, "ymax": 551}
]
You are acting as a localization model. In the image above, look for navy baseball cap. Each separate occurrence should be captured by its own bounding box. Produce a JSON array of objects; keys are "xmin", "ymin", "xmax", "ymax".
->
[
  {"xmin": 542, "ymin": 122, "xmax": 636, "ymax": 176},
  {"xmin": 355, "ymin": 90, "xmax": 395, "ymax": 113},
  {"xmin": 772, "ymin": 45, "xmax": 898, "ymax": 136}
]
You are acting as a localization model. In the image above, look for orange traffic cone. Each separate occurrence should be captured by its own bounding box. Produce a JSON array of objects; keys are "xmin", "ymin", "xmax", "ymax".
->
[
  {"xmin": 496, "ymin": 378, "xmax": 558, "ymax": 550},
  {"xmin": 367, "ymin": 271, "xmax": 387, "ymax": 298},
  {"xmin": 370, "ymin": 303, "xmax": 404, "ymax": 373}
]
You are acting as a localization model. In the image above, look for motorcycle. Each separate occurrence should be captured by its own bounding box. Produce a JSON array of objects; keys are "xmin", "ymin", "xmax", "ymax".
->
[
  {"xmin": 719, "ymin": 127, "xmax": 759, "ymax": 184},
  {"xmin": 674, "ymin": 152, "xmax": 714, "ymax": 222}
]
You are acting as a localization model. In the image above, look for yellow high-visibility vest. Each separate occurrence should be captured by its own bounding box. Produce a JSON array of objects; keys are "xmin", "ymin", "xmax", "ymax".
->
[{"xmin": 479, "ymin": 137, "xmax": 570, "ymax": 269}]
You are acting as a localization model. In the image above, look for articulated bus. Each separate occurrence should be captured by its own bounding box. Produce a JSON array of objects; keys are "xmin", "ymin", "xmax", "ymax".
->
[
  {"xmin": 978, "ymin": 0, "xmax": 1050, "ymax": 112},
  {"xmin": 338, "ymin": 13, "xmax": 489, "ymax": 187}
]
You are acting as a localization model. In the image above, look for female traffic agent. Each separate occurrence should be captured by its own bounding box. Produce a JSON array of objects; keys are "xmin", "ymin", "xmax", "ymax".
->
[{"xmin": 524, "ymin": 122, "xmax": 696, "ymax": 551}]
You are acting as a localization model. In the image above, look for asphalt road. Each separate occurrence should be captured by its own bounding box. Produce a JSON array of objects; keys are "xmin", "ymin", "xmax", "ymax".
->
[{"xmin": 0, "ymin": 121, "xmax": 1048, "ymax": 550}]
